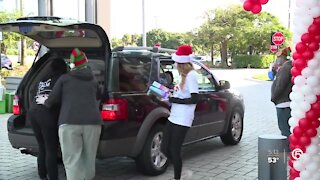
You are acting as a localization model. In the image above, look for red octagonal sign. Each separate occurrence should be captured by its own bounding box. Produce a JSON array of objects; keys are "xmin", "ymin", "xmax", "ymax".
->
[{"xmin": 272, "ymin": 32, "xmax": 285, "ymax": 46}]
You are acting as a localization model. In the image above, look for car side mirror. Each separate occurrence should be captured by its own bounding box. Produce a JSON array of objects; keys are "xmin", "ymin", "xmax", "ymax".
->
[{"xmin": 219, "ymin": 80, "xmax": 230, "ymax": 90}]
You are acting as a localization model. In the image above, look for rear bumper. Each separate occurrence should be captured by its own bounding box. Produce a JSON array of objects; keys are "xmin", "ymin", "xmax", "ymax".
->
[{"xmin": 8, "ymin": 131, "xmax": 136, "ymax": 158}]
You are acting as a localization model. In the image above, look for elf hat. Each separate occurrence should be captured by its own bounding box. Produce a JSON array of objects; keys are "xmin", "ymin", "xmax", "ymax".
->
[
  {"xmin": 172, "ymin": 45, "xmax": 193, "ymax": 63},
  {"xmin": 69, "ymin": 48, "xmax": 88, "ymax": 70},
  {"xmin": 276, "ymin": 47, "xmax": 291, "ymax": 60}
]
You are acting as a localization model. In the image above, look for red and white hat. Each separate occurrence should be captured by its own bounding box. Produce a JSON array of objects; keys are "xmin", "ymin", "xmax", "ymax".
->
[{"xmin": 172, "ymin": 45, "xmax": 193, "ymax": 63}]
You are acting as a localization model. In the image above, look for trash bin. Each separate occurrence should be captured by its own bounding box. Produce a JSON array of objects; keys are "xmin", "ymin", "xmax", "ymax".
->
[
  {"xmin": 258, "ymin": 134, "xmax": 288, "ymax": 180},
  {"xmin": 5, "ymin": 92, "xmax": 14, "ymax": 113},
  {"xmin": 0, "ymin": 85, "xmax": 5, "ymax": 114}
]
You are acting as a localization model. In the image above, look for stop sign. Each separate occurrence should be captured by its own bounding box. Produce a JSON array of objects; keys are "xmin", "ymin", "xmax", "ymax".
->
[{"xmin": 272, "ymin": 32, "xmax": 285, "ymax": 45}]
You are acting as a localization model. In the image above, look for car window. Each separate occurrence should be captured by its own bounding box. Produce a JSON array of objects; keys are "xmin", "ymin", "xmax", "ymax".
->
[
  {"xmin": 118, "ymin": 56, "xmax": 151, "ymax": 92},
  {"xmin": 166, "ymin": 62, "xmax": 215, "ymax": 91}
]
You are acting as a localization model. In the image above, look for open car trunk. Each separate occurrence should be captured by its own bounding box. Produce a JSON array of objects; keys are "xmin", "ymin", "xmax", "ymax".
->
[{"xmin": 1, "ymin": 16, "xmax": 111, "ymax": 132}]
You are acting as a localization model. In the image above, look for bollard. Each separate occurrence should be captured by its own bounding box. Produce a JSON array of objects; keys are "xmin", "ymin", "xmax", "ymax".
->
[{"xmin": 258, "ymin": 134, "xmax": 288, "ymax": 180}]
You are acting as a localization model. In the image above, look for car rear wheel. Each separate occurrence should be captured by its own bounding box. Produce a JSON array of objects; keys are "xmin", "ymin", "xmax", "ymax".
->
[
  {"xmin": 220, "ymin": 107, "xmax": 243, "ymax": 145},
  {"xmin": 136, "ymin": 125, "xmax": 168, "ymax": 176}
]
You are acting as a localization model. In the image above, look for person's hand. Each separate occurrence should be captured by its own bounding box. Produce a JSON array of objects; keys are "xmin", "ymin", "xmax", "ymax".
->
[{"xmin": 36, "ymin": 94, "xmax": 48, "ymax": 105}]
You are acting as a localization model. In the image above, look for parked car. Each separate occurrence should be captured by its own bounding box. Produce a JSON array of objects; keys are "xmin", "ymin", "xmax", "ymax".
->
[
  {"xmin": 1, "ymin": 54, "xmax": 13, "ymax": 70},
  {"xmin": 1, "ymin": 16, "xmax": 245, "ymax": 176}
]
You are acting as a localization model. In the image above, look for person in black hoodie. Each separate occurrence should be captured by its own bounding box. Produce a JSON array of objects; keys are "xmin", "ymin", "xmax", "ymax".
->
[
  {"xmin": 44, "ymin": 48, "xmax": 102, "ymax": 180},
  {"xmin": 271, "ymin": 48, "xmax": 293, "ymax": 139},
  {"xmin": 28, "ymin": 57, "xmax": 68, "ymax": 180}
]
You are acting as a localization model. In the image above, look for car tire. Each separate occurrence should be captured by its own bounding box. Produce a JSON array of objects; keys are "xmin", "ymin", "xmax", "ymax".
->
[
  {"xmin": 136, "ymin": 124, "xmax": 168, "ymax": 176},
  {"xmin": 220, "ymin": 107, "xmax": 243, "ymax": 145}
]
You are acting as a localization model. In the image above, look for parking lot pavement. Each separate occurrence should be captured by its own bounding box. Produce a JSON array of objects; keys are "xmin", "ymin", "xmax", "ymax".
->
[{"xmin": 0, "ymin": 69, "xmax": 288, "ymax": 180}]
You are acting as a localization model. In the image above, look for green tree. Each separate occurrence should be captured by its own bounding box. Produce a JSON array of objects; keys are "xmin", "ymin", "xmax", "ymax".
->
[
  {"xmin": 0, "ymin": 11, "xmax": 20, "ymax": 54},
  {"xmin": 196, "ymin": 5, "xmax": 292, "ymax": 67}
]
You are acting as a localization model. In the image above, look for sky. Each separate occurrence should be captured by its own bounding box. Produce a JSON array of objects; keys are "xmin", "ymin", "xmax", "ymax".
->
[{"xmin": 0, "ymin": 0, "xmax": 294, "ymax": 38}]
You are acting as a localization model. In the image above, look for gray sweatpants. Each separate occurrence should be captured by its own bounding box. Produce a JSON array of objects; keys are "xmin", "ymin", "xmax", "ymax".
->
[{"xmin": 58, "ymin": 124, "xmax": 101, "ymax": 180}]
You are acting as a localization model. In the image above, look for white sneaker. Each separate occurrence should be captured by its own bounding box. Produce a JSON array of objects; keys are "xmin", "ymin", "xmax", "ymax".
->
[{"xmin": 181, "ymin": 169, "xmax": 193, "ymax": 180}]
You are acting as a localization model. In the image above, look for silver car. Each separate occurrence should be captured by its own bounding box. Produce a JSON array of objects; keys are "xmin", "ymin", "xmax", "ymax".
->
[{"xmin": 1, "ymin": 54, "xmax": 13, "ymax": 70}]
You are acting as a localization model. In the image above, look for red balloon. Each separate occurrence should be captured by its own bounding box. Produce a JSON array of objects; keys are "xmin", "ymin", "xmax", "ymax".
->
[
  {"xmin": 308, "ymin": 24, "xmax": 320, "ymax": 35},
  {"xmin": 311, "ymin": 101, "xmax": 320, "ymax": 112},
  {"xmin": 301, "ymin": 33, "xmax": 314, "ymax": 44},
  {"xmin": 311, "ymin": 119, "xmax": 320, "ymax": 128},
  {"xmin": 308, "ymin": 42, "xmax": 320, "ymax": 51},
  {"xmin": 299, "ymin": 118, "xmax": 312, "ymax": 130},
  {"xmin": 292, "ymin": 145, "xmax": 306, "ymax": 153},
  {"xmin": 302, "ymin": 50, "xmax": 314, "ymax": 60},
  {"xmin": 291, "ymin": 76, "xmax": 295, "ymax": 84},
  {"xmin": 292, "ymin": 52, "xmax": 302, "ymax": 60},
  {"xmin": 288, "ymin": 159, "xmax": 294, "ymax": 168},
  {"xmin": 317, "ymin": 95, "xmax": 320, "ymax": 101},
  {"xmin": 251, "ymin": 4, "xmax": 262, "ymax": 14},
  {"xmin": 313, "ymin": 16, "xmax": 320, "ymax": 25},
  {"xmin": 291, "ymin": 67, "xmax": 301, "ymax": 77},
  {"xmin": 260, "ymin": 0, "xmax": 269, "ymax": 4},
  {"xmin": 293, "ymin": 126, "xmax": 304, "ymax": 137},
  {"xmin": 314, "ymin": 35, "xmax": 320, "ymax": 43},
  {"xmin": 295, "ymin": 42, "xmax": 308, "ymax": 53},
  {"xmin": 299, "ymin": 136, "xmax": 311, "ymax": 147},
  {"xmin": 306, "ymin": 110, "xmax": 318, "ymax": 121},
  {"xmin": 250, "ymin": 0, "xmax": 260, "ymax": 3},
  {"xmin": 305, "ymin": 128, "xmax": 317, "ymax": 137},
  {"xmin": 289, "ymin": 134, "xmax": 299, "ymax": 145},
  {"xmin": 243, "ymin": 0, "xmax": 253, "ymax": 11},
  {"xmin": 290, "ymin": 168, "xmax": 300, "ymax": 178},
  {"xmin": 293, "ymin": 58, "xmax": 307, "ymax": 70}
]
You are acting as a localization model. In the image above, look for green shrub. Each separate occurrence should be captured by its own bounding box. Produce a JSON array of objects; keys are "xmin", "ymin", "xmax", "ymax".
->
[
  {"xmin": 6, "ymin": 49, "xmax": 18, "ymax": 55},
  {"xmin": 26, "ymin": 49, "xmax": 36, "ymax": 56},
  {"xmin": 233, "ymin": 54, "xmax": 275, "ymax": 68}
]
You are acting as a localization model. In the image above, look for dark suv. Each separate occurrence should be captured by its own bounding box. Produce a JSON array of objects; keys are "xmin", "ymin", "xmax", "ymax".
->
[{"xmin": 1, "ymin": 17, "xmax": 244, "ymax": 176}]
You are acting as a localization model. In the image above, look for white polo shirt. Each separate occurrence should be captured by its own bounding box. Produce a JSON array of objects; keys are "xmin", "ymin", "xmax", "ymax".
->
[{"xmin": 168, "ymin": 70, "xmax": 199, "ymax": 127}]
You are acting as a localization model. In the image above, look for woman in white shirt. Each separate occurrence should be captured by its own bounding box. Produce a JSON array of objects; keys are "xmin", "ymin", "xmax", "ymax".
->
[{"xmin": 161, "ymin": 45, "xmax": 199, "ymax": 180}]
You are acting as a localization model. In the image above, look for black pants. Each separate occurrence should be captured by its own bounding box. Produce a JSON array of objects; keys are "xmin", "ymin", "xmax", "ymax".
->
[
  {"xmin": 276, "ymin": 107, "xmax": 291, "ymax": 138},
  {"xmin": 161, "ymin": 121, "xmax": 189, "ymax": 179},
  {"xmin": 28, "ymin": 104, "xmax": 59, "ymax": 180}
]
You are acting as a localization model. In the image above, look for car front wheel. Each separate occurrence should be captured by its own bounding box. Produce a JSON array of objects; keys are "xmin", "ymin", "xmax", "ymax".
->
[
  {"xmin": 220, "ymin": 107, "xmax": 243, "ymax": 145},
  {"xmin": 136, "ymin": 125, "xmax": 168, "ymax": 176}
]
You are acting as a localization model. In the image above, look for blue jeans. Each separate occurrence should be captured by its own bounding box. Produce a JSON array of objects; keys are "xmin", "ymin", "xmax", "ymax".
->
[{"xmin": 276, "ymin": 107, "xmax": 291, "ymax": 137}]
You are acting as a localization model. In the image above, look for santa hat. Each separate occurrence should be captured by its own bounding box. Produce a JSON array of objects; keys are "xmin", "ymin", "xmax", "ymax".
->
[
  {"xmin": 69, "ymin": 48, "xmax": 88, "ymax": 70},
  {"xmin": 276, "ymin": 47, "xmax": 291, "ymax": 60},
  {"xmin": 172, "ymin": 45, "xmax": 193, "ymax": 63}
]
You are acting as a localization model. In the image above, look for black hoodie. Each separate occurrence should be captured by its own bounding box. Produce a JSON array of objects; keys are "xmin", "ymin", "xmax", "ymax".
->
[{"xmin": 45, "ymin": 68, "xmax": 102, "ymax": 125}]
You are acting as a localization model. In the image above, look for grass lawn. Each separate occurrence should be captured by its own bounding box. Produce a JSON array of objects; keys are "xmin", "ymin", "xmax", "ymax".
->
[{"xmin": 252, "ymin": 73, "xmax": 272, "ymax": 81}]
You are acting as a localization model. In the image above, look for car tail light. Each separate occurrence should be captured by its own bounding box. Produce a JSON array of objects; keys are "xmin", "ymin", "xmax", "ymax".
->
[
  {"xmin": 13, "ymin": 95, "xmax": 21, "ymax": 115},
  {"xmin": 101, "ymin": 98, "xmax": 128, "ymax": 121}
]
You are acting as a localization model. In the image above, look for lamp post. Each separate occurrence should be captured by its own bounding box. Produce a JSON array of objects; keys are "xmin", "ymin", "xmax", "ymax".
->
[{"xmin": 142, "ymin": 0, "xmax": 146, "ymax": 47}]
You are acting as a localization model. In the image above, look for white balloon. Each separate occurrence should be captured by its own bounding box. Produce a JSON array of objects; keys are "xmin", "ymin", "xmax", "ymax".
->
[
  {"xmin": 314, "ymin": 51, "xmax": 320, "ymax": 59},
  {"xmin": 301, "ymin": 153, "xmax": 311, "ymax": 164},
  {"xmin": 305, "ymin": 94, "xmax": 317, "ymax": 104},
  {"xmin": 312, "ymin": 86, "xmax": 320, "ymax": 95},
  {"xmin": 292, "ymin": 85, "xmax": 301, "ymax": 92},
  {"xmin": 291, "ymin": 108, "xmax": 305, "ymax": 119},
  {"xmin": 310, "ymin": 7, "xmax": 320, "ymax": 17},
  {"xmin": 300, "ymin": 170, "xmax": 311, "ymax": 179},
  {"xmin": 295, "ymin": 178, "xmax": 302, "ymax": 180},
  {"xmin": 308, "ymin": 59, "xmax": 319, "ymax": 70},
  {"xmin": 314, "ymin": 70, "xmax": 320, "ymax": 79},
  {"xmin": 305, "ymin": 0, "xmax": 318, "ymax": 9},
  {"xmin": 300, "ymin": 101, "xmax": 311, "ymax": 112},
  {"xmin": 306, "ymin": 144, "xmax": 319, "ymax": 155},
  {"xmin": 293, "ymin": 160, "xmax": 304, "ymax": 171},
  {"xmin": 289, "ymin": 117, "xmax": 298, "ymax": 127},
  {"xmin": 301, "ymin": 16, "xmax": 314, "ymax": 27},
  {"xmin": 306, "ymin": 162, "xmax": 319, "ymax": 173},
  {"xmin": 301, "ymin": 85, "xmax": 313, "ymax": 95},
  {"xmin": 294, "ymin": 76, "xmax": 307, "ymax": 86},
  {"xmin": 289, "ymin": 92, "xmax": 297, "ymax": 101},
  {"xmin": 311, "ymin": 137, "xmax": 320, "ymax": 144},
  {"xmin": 302, "ymin": 68, "xmax": 313, "ymax": 78},
  {"xmin": 307, "ymin": 76, "xmax": 319, "ymax": 87}
]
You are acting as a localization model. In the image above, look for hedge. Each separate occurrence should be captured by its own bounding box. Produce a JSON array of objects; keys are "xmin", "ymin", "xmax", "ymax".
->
[{"xmin": 233, "ymin": 54, "xmax": 275, "ymax": 68}]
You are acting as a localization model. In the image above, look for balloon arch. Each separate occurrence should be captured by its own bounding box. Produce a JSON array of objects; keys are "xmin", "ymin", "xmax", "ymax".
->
[{"xmin": 242, "ymin": 0, "xmax": 320, "ymax": 179}]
